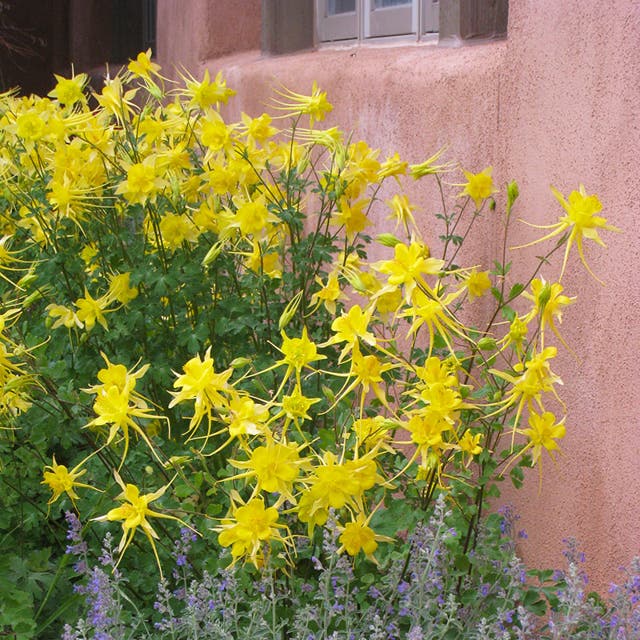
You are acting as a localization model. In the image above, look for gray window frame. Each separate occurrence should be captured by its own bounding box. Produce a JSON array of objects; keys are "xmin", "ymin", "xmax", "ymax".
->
[{"xmin": 262, "ymin": 0, "xmax": 507, "ymax": 54}]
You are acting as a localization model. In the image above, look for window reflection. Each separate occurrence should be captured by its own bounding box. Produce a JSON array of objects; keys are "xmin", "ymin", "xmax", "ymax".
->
[
  {"xmin": 328, "ymin": 0, "xmax": 356, "ymax": 15},
  {"xmin": 373, "ymin": 0, "xmax": 411, "ymax": 8}
]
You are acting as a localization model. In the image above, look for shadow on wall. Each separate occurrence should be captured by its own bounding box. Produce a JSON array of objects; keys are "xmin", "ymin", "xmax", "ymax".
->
[{"xmin": 0, "ymin": 0, "xmax": 155, "ymax": 96}]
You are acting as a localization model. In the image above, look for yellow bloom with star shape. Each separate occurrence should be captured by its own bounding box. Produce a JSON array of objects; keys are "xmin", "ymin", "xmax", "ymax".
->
[
  {"xmin": 522, "ymin": 410, "xmax": 566, "ymax": 465},
  {"xmin": 523, "ymin": 278, "xmax": 575, "ymax": 349},
  {"xmin": 94, "ymin": 471, "xmax": 192, "ymax": 577},
  {"xmin": 458, "ymin": 166, "xmax": 498, "ymax": 209},
  {"xmin": 272, "ymin": 81, "xmax": 333, "ymax": 126},
  {"xmin": 337, "ymin": 511, "xmax": 393, "ymax": 562},
  {"xmin": 216, "ymin": 495, "xmax": 286, "ymax": 568},
  {"xmin": 169, "ymin": 347, "xmax": 233, "ymax": 443},
  {"xmin": 84, "ymin": 356, "xmax": 163, "ymax": 466},
  {"xmin": 48, "ymin": 72, "xmax": 88, "ymax": 107},
  {"xmin": 464, "ymin": 268, "xmax": 492, "ymax": 300},
  {"xmin": 514, "ymin": 184, "xmax": 620, "ymax": 283},
  {"xmin": 227, "ymin": 438, "xmax": 307, "ymax": 501},
  {"xmin": 42, "ymin": 455, "xmax": 98, "ymax": 508},
  {"xmin": 277, "ymin": 327, "xmax": 325, "ymax": 387}
]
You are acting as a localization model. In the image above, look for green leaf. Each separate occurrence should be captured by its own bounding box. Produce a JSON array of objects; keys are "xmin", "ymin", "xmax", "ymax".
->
[
  {"xmin": 508, "ymin": 283, "xmax": 525, "ymax": 299},
  {"xmin": 454, "ymin": 554, "xmax": 471, "ymax": 572},
  {"xmin": 523, "ymin": 589, "xmax": 548, "ymax": 616},
  {"xmin": 510, "ymin": 464, "xmax": 524, "ymax": 489},
  {"xmin": 501, "ymin": 305, "xmax": 516, "ymax": 322}
]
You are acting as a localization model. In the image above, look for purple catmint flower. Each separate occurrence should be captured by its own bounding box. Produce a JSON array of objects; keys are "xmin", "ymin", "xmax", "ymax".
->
[
  {"xmin": 407, "ymin": 626, "xmax": 424, "ymax": 640},
  {"xmin": 64, "ymin": 511, "xmax": 88, "ymax": 566},
  {"xmin": 65, "ymin": 511, "xmax": 83, "ymax": 543},
  {"xmin": 367, "ymin": 585, "xmax": 382, "ymax": 599}
]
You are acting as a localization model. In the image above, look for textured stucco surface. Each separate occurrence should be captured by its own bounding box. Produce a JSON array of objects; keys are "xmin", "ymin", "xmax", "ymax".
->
[{"xmin": 157, "ymin": 0, "xmax": 640, "ymax": 590}]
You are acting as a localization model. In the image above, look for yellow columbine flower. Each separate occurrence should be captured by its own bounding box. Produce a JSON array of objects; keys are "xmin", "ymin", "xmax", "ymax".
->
[
  {"xmin": 94, "ymin": 471, "xmax": 191, "ymax": 577},
  {"xmin": 277, "ymin": 327, "xmax": 324, "ymax": 386},
  {"xmin": 337, "ymin": 511, "xmax": 393, "ymax": 561},
  {"xmin": 48, "ymin": 72, "xmax": 88, "ymax": 106},
  {"xmin": 297, "ymin": 451, "xmax": 379, "ymax": 534},
  {"xmin": 278, "ymin": 384, "xmax": 320, "ymax": 428},
  {"xmin": 217, "ymin": 496, "xmax": 284, "ymax": 567},
  {"xmin": 458, "ymin": 429, "xmax": 483, "ymax": 465},
  {"xmin": 87, "ymin": 385, "xmax": 161, "ymax": 465},
  {"xmin": 331, "ymin": 197, "xmax": 373, "ymax": 239},
  {"xmin": 15, "ymin": 111, "xmax": 46, "ymax": 142},
  {"xmin": 94, "ymin": 77, "xmax": 137, "ymax": 124},
  {"xmin": 352, "ymin": 416, "xmax": 395, "ymax": 454},
  {"xmin": 490, "ymin": 347, "xmax": 563, "ymax": 444},
  {"xmin": 458, "ymin": 166, "xmax": 498, "ymax": 209},
  {"xmin": 242, "ymin": 240, "xmax": 282, "ymax": 278},
  {"xmin": 409, "ymin": 146, "xmax": 456, "ymax": 178},
  {"xmin": 522, "ymin": 410, "xmax": 566, "ymax": 464},
  {"xmin": 518, "ymin": 410, "xmax": 566, "ymax": 490},
  {"xmin": 327, "ymin": 304, "xmax": 376, "ymax": 362},
  {"xmin": 400, "ymin": 412, "xmax": 452, "ymax": 469},
  {"xmin": 378, "ymin": 152, "xmax": 408, "ymax": 181},
  {"xmin": 272, "ymin": 82, "xmax": 333, "ymax": 126},
  {"xmin": 83, "ymin": 355, "xmax": 161, "ymax": 464},
  {"xmin": 74, "ymin": 289, "xmax": 112, "ymax": 331},
  {"xmin": 414, "ymin": 356, "xmax": 459, "ymax": 389},
  {"xmin": 342, "ymin": 343, "xmax": 395, "ymax": 411},
  {"xmin": 198, "ymin": 110, "xmax": 236, "ymax": 156},
  {"xmin": 106, "ymin": 272, "xmax": 139, "ymax": 306},
  {"xmin": 169, "ymin": 347, "xmax": 233, "ymax": 442},
  {"xmin": 386, "ymin": 194, "xmax": 416, "ymax": 235},
  {"xmin": 401, "ymin": 286, "xmax": 465, "ymax": 357},
  {"xmin": 183, "ymin": 69, "xmax": 236, "ymax": 110},
  {"xmin": 228, "ymin": 439, "xmax": 305, "ymax": 501},
  {"xmin": 501, "ymin": 315, "xmax": 529, "ymax": 354},
  {"xmin": 86, "ymin": 352, "xmax": 150, "ymax": 396},
  {"xmin": 513, "ymin": 185, "xmax": 621, "ymax": 283},
  {"xmin": 42, "ymin": 455, "xmax": 97, "ymax": 508},
  {"xmin": 157, "ymin": 213, "xmax": 199, "ymax": 251},
  {"xmin": 240, "ymin": 112, "xmax": 278, "ymax": 145},
  {"xmin": 464, "ymin": 268, "xmax": 492, "ymax": 300},
  {"xmin": 127, "ymin": 49, "xmax": 161, "ymax": 80},
  {"xmin": 221, "ymin": 392, "xmax": 270, "ymax": 441},
  {"xmin": 419, "ymin": 381, "xmax": 464, "ymax": 424},
  {"xmin": 523, "ymin": 278, "xmax": 575, "ymax": 349},
  {"xmin": 310, "ymin": 272, "xmax": 346, "ymax": 315},
  {"xmin": 46, "ymin": 303, "xmax": 83, "ymax": 330},
  {"xmin": 339, "ymin": 517, "xmax": 378, "ymax": 557},
  {"xmin": 116, "ymin": 158, "xmax": 166, "ymax": 205},
  {"xmin": 233, "ymin": 195, "xmax": 278, "ymax": 238},
  {"xmin": 375, "ymin": 241, "xmax": 443, "ymax": 303}
]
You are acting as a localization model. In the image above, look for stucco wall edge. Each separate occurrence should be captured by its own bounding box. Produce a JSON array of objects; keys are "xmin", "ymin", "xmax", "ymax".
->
[{"xmin": 197, "ymin": 40, "xmax": 509, "ymax": 93}]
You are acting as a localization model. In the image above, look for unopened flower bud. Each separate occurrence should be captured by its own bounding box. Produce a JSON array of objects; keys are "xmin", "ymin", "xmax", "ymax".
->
[
  {"xmin": 537, "ymin": 282, "xmax": 552, "ymax": 310},
  {"xmin": 477, "ymin": 337, "xmax": 497, "ymax": 351},
  {"xmin": 202, "ymin": 240, "xmax": 224, "ymax": 266},
  {"xmin": 278, "ymin": 290, "xmax": 303, "ymax": 331},
  {"xmin": 507, "ymin": 180, "xmax": 519, "ymax": 210},
  {"xmin": 376, "ymin": 233, "xmax": 402, "ymax": 248},
  {"xmin": 229, "ymin": 357, "xmax": 251, "ymax": 368}
]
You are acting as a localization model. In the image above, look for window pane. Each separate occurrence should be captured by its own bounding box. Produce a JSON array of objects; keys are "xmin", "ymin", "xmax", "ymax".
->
[
  {"xmin": 374, "ymin": 0, "xmax": 411, "ymax": 8},
  {"xmin": 328, "ymin": 0, "xmax": 356, "ymax": 14}
]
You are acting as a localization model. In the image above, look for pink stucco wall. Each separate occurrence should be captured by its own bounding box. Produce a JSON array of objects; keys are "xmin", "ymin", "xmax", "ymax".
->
[{"xmin": 157, "ymin": 1, "xmax": 640, "ymax": 591}]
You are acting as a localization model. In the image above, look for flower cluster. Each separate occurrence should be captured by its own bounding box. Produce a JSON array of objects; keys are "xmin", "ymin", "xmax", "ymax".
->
[{"xmin": 0, "ymin": 53, "xmax": 620, "ymax": 636}]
